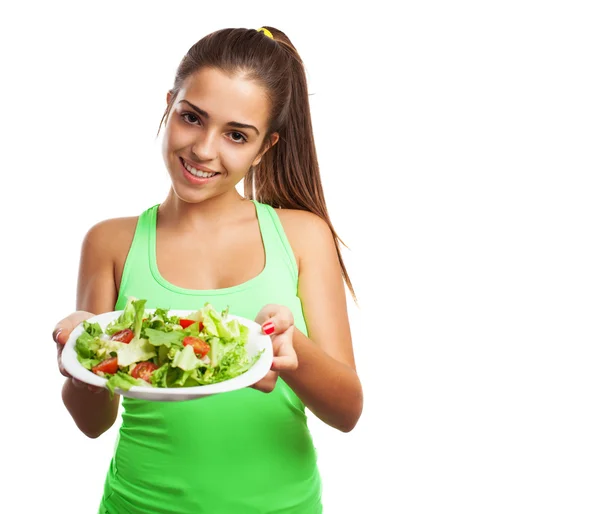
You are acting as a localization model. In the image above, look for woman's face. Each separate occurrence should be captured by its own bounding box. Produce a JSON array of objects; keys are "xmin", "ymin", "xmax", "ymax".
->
[{"xmin": 162, "ymin": 67, "xmax": 277, "ymax": 204}]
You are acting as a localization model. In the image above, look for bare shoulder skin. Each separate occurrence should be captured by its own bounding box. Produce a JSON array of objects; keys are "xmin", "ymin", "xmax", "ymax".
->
[{"xmin": 76, "ymin": 216, "xmax": 139, "ymax": 309}]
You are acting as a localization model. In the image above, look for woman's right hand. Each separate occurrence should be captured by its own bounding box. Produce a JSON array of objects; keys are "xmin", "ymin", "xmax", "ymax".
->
[{"xmin": 53, "ymin": 311, "xmax": 104, "ymax": 393}]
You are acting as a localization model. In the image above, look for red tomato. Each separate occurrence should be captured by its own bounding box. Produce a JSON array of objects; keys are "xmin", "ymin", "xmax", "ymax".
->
[
  {"xmin": 92, "ymin": 357, "xmax": 119, "ymax": 375},
  {"xmin": 131, "ymin": 362, "xmax": 159, "ymax": 382},
  {"xmin": 111, "ymin": 329, "xmax": 134, "ymax": 344},
  {"xmin": 179, "ymin": 319, "xmax": 204, "ymax": 331},
  {"xmin": 183, "ymin": 336, "xmax": 210, "ymax": 357}
]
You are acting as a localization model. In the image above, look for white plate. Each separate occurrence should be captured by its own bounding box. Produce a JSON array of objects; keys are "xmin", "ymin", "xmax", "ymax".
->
[{"xmin": 61, "ymin": 309, "xmax": 273, "ymax": 401}]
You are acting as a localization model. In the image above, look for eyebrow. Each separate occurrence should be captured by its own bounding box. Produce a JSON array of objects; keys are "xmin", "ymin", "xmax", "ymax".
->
[{"xmin": 179, "ymin": 100, "xmax": 260, "ymax": 136}]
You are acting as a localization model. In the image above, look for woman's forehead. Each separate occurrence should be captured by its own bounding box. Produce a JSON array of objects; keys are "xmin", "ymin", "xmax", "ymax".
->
[{"xmin": 178, "ymin": 68, "xmax": 270, "ymax": 127}]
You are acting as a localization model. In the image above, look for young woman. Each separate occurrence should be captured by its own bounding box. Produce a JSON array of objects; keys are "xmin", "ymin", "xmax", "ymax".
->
[{"xmin": 53, "ymin": 26, "xmax": 363, "ymax": 513}]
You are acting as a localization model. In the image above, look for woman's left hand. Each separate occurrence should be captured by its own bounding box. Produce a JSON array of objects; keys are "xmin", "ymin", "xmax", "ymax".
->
[{"xmin": 252, "ymin": 304, "xmax": 298, "ymax": 393}]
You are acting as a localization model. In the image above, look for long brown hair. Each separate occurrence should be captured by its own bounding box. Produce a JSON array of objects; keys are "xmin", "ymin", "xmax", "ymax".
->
[{"xmin": 157, "ymin": 27, "xmax": 355, "ymax": 300}]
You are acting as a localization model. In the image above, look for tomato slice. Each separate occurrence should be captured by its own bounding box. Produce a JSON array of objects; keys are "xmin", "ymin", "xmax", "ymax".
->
[
  {"xmin": 92, "ymin": 357, "xmax": 119, "ymax": 375},
  {"xmin": 183, "ymin": 336, "xmax": 210, "ymax": 357},
  {"xmin": 179, "ymin": 319, "xmax": 204, "ymax": 331},
  {"xmin": 179, "ymin": 319, "xmax": 195, "ymax": 329},
  {"xmin": 131, "ymin": 362, "xmax": 159, "ymax": 382},
  {"xmin": 111, "ymin": 329, "xmax": 134, "ymax": 344}
]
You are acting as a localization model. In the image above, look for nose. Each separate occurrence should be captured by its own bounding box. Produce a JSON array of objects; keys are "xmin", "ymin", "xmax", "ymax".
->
[{"xmin": 191, "ymin": 130, "xmax": 218, "ymax": 161}]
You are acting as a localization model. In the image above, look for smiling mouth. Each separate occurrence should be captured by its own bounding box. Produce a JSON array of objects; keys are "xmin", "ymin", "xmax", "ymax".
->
[{"xmin": 180, "ymin": 158, "xmax": 219, "ymax": 178}]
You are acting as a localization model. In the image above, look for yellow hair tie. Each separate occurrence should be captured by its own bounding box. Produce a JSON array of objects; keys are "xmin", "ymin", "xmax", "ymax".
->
[{"xmin": 257, "ymin": 27, "xmax": 274, "ymax": 39}]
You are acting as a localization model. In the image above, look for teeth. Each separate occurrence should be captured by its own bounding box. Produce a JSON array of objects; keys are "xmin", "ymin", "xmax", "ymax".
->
[{"xmin": 183, "ymin": 161, "xmax": 217, "ymax": 178}]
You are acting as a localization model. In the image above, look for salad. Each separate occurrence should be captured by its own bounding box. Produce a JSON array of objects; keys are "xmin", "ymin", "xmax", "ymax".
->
[{"xmin": 75, "ymin": 298, "xmax": 261, "ymax": 397}]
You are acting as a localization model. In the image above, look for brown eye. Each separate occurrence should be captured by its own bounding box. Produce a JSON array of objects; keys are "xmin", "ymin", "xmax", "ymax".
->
[
  {"xmin": 229, "ymin": 131, "xmax": 247, "ymax": 144},
  {"xmin": 182, "ymin": 113, "xmax": 200, "ymax": 124}
]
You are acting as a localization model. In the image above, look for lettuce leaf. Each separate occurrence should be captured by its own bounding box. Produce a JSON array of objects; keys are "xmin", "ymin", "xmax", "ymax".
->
[
  {"xmin": 105, "ymin": 372, "xmax": 149, "ymax": 399},
  {"xmin": 144, "ymin": 328, "xmax": 185, "ymax": 348},
  {"xmin": 116, "ymin": 338, "xmax": 156, "ymax": 367},
  {"xmin": 106, "ymin": 297, "xmax": 138, "ymax": 335}
]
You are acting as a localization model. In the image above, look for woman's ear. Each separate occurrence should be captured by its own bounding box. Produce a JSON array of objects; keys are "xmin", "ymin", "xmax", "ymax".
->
[
  {"xmin": 252, "ymin": 133, "xmax": 280, "ymax": 167},
  {"xmin": 166, "ymin": 91, "xmax": 173, "ymax": 105},
  {"xmin": 269, "ymin": 132, "xmax": 280, "ymax": 148}
]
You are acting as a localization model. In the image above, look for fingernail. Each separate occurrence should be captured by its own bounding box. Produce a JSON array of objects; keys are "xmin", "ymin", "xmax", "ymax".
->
[
  {"xmin": 263, "ymin": 322, "xmax": 275, "ymax": 335},
  {"xmin": 53, "ymin": 328, "xmax": 63, "ymax": 343}
]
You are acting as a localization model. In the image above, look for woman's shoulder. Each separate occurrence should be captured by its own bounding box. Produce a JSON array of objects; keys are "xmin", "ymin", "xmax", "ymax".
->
[
  {"xmin": 273, "ymin": 208, "xmax": 336, "ymax": 263},
  {"xmin": 84, "ymin": 216, "xmax": 139, "ymax": 243},
  {"xmin": 275, "ymin": 208, "xmax": 329, "ymax": 234},
  {"xmin": 81, "ymin": 216, "xmax": 140, "ymax": 260}
]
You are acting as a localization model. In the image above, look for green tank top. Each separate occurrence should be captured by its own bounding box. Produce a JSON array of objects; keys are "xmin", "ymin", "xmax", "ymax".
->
[{"xmin": 98, "ymin": 200, "xmax": 322, "ymax": 514}]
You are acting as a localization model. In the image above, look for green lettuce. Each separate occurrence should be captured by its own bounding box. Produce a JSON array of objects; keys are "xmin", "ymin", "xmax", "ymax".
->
[
  {"xmin": 144, "ymin": 328, "xmax": 185, "ymax": 348},
  {"xmin": 105, "ymin": 297, "xmax": 146, "ymax": 336},
  {"xmin": 83, "ymin": 320, "xmax": 103, "ymax": 338},
  {"xmin": 116, "ymin": 338, "xmax": 156, "ymax": 367},
  {"xmin": 172, "ymin": 344, "xmax": 200, "ymax": 371},
  {"xmin": 106, "ymin": 372, "xmax": 149, "ymax": 398}
]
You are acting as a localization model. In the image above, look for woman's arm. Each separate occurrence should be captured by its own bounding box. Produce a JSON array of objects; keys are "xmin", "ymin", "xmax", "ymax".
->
[
  {"xmin": 59, "ymin": 220, "xmax": 123, "ymax": 438},
  {"xmin": 278, "ymin": 211, "xmax": 363, "ymax": 432}
]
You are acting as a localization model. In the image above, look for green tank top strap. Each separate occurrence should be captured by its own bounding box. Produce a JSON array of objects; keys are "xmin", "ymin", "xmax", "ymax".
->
[
  {"xmin": 252, "ymin": 200, "xmax": 298, "ymax": 284},
  {"xmin": 115, "ymin": 206, "xmax": 157, "ymax": 309}
]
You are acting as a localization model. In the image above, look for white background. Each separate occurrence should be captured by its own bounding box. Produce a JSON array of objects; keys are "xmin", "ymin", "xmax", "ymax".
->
[{"xmin": 2, "ymin": 1, "xmax": 599, "ymax": 513}]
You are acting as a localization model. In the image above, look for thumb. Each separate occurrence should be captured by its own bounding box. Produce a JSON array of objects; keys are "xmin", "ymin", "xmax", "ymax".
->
[{"xmin": 53, "ymin": 310, "xmax": 96, "ymax": 345}]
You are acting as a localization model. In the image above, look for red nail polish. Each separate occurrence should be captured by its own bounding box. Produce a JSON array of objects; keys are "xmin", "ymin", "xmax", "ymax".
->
[{"xmin": 263, "ymin": 323, "xmax": 275, "ymax": 335}]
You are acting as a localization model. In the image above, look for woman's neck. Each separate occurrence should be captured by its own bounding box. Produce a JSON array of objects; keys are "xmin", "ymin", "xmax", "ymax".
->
[{"xmin": 158, "ymin": 188, "xmax": 251, "ymax": 232}]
